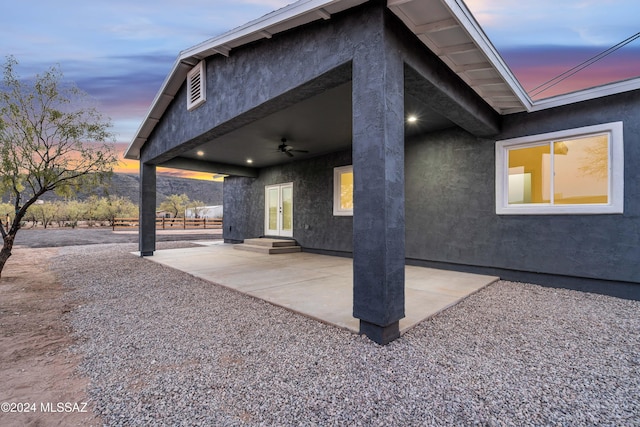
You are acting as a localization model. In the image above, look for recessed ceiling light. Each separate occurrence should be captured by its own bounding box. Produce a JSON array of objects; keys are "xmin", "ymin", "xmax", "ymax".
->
[
  {"xmin": 407, "ymin": 115, "xmax": 418, "ymax": 123},
  {"xmin": 197, "ymin": 150, "xmax": 204, "ymax": 156},
  {"xmin": 246, "ymin": 159, "xmax": 253, "ymax": 164}
]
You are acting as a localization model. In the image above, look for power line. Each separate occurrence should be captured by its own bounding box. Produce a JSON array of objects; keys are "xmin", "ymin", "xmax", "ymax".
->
[{"xmin": 529, "ymin": 31, "xmax": 640, "ymax": 98}]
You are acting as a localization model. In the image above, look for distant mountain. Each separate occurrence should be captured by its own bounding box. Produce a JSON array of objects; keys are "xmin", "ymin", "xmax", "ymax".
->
[
  {"xmin": 104, "ymin": 173, "xmax": 224, "ymax": 206},
  {"xmin": 2, "ymin": 173, "xmax": 224, "ymax": 207}
]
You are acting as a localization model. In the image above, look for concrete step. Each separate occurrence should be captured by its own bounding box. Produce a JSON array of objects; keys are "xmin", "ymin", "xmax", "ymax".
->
[
  {"xmin": 233, "ymin": 244, "xmax": 302, "ymax": 254},
  {"xmin": 242, "ymin": 238, "xmax": 298, "ymax": 248},
  {"xmin": 234, "ymin": 238, "xmax": 301, "ymax": 254}
]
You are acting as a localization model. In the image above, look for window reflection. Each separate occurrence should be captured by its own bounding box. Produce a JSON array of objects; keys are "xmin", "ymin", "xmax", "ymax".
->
[
  {"xmin": 507, "ymin": 134, "xmax": 609, "ymax": 206},
  {"xmin": 555, "ymin": 136, "xmax": 608, "ymax": 204},
  {"xmin": 340, "ymin": 171, "xmax": 353, "ymax": 210}
]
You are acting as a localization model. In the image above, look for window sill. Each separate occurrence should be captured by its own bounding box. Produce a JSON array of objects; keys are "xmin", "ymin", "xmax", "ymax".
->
[{"xmin": 497, "ymin": 204, "xmax": 623, "ymax": 215}]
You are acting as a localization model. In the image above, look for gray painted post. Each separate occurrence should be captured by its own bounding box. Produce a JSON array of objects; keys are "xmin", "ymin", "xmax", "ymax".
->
[
  {"xmin": 139, "ymin": 162, "xmax": 156, "ymax": 256},
  {"xmin": 352, "ymin": 14, "xmax": 406, "ymax": 345}
]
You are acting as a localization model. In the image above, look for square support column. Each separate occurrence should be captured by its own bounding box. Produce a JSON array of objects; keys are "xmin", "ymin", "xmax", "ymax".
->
[
  {"xmin": 352, "ymin": 13, "xmax": 405, "ymax": 345},
  {"xmin": 139, "ymin": 162, "xmax": 156, "ymax": 256}
]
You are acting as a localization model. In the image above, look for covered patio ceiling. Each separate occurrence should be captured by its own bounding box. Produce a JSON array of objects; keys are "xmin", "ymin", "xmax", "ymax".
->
[{"xmin": 161, "ymin": 81, "xmax": 455, "ymax": 171}]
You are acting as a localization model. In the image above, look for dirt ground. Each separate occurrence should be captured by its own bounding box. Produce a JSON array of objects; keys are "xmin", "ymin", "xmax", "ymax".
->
[
  {"xmin": 0, "ymin": 247, "xmax": 98, "ymax": 426},
  {"xmin": 0, "ymin": 228, "xmax": 220, "ymax": 426}
]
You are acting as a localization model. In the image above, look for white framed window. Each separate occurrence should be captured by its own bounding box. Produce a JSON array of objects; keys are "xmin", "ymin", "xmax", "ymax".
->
[
  {"xmin": 496, "ymin": 121, "xmax": 624, "ymax": 215},
  {"xmin": 186, "ymin": 61, "xmax": 206, "ymax": 111},
  {"xmin": 333, "ymin": 165, "xmax": 353, "ymax": 216}
]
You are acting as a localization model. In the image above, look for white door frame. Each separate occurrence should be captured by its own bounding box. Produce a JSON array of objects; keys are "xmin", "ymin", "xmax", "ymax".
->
[{"xmin": 264, "ymin": 182, "xmax": 293, "ymax": 237}]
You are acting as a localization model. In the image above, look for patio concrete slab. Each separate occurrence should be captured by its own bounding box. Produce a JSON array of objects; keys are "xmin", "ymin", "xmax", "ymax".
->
[{"xmin": 143, "ymin": 242, "xmax": 498, "ymax": 334}]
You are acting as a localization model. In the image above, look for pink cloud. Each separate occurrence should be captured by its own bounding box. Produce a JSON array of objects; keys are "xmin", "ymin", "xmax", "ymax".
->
[{"xmin": 501, "ymin": 46, "xmax": 640, "ymax": 99}]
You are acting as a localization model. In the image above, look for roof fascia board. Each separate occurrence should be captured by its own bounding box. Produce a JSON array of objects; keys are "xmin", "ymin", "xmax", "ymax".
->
[
  {"xmin": 441, "ymin": 0, "xmax": 640, "ymax": 114},
  {"xmin": 440, "ymin": 0, "xmax": 533, "ymax": 111},
  {"xmin": 181, "ymin": 0, "xmax": 357, "ymax": 58},
  {"xmin": 529, "ymin": 77, "xmax": 640, "ymax": 112},
  {"xmin": 124, "ymin": 60, "xmax": 191, "ymax": 160}
]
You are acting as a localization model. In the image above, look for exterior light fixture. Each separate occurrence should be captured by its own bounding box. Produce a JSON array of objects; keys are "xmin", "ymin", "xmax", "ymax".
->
[
  {"xmin": 246, "ymin": 159, "xmax": 253, "ymax": 164},
  {"xmin": 407, "ymin": 115, "xmax": 418, "ymax": 123},
  {"xmin": 197, "ymin": 150, "xmax": 204, "ymax": 156}
]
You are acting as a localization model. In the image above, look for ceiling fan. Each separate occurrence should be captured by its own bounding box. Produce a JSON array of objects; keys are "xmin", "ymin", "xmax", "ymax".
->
[{"xmin": 277, "ymin": 137, "xmax": 309, "ymax": 157}]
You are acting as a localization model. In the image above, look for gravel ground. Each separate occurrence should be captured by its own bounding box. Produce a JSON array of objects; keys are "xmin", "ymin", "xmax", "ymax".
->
[
  {"xmin": 52, "ymin": 243, "xmax": 640, "ymax": 426},
  {"xmin": 14, "ymin": 228, "xmax": 220, "ymax": 248}
]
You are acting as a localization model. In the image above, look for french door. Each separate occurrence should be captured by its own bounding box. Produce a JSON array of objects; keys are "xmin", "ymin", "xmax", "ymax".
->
[{"xmin": 265, "ymin": 183, "xmax": 293, "ymax": 237}]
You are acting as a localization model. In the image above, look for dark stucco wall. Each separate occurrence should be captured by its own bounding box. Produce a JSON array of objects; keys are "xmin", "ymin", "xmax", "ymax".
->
[
  {"xmin": 224, "ymin": 150, "xmax": 353, "ymax": 253},
  {"xmin": 225, "ymin": 89, "xmax": 639, "ymax": 288},
  {"xmin": 406, "ymin": 89, "xmax": 640, "ymax": 285},
  {"xmin": 405, "ymin": 128, "xmax": 496, "ymax": 267}
]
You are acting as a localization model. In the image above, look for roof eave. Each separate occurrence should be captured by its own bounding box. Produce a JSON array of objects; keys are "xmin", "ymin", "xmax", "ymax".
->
[
  {"xmin": 528, "ymin": 77, "xmax": 640, "ymax": 112},
  {"xmin": 124, "ymin": 59, "xmax": 193, "ymax": 160},
  {"xmin": 440, "ymin": 0, "xmax": 533, "ymax": 111}
]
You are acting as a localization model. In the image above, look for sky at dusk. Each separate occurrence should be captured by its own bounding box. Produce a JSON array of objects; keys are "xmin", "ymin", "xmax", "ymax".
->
[{"xmin": 2, "ymin": 0, "xmax": 639, "ymax": 179}]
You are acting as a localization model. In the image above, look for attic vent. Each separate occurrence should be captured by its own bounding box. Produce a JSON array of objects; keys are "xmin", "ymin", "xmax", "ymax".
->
[{"xmin": 187, "ymin": 61, "xmax": 206, "ymax": 111}]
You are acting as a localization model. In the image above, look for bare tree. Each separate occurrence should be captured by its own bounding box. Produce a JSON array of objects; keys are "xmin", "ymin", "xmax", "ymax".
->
[
  {"xmin": 0, "ymin": 57, "xmax": 118, "ymax": 277},
  {"xmin": 578, "ymin": 137, "xmax": 609, "ymax": 180}
]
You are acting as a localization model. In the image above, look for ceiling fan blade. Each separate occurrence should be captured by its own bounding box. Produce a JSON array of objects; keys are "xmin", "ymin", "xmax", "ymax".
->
[{"xmin": 277, "ymin": 138, "xmax": 307, "ymax": 156}]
